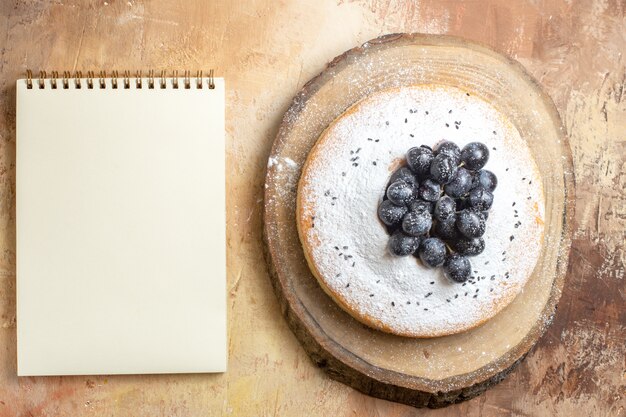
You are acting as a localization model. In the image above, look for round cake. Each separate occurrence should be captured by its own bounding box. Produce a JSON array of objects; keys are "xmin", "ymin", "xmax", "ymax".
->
[{"xmin": 296, "ymin": 85, "xmax": 545, "ymax": 338}]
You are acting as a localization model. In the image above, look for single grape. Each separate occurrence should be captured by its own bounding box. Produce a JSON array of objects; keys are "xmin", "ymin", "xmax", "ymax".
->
[
  {"xmin": 388, "ymin": 231, "xmax": 421, "ymax": 256},
  {"xmin": 434, "ymin": 140, "xmax": 461, "ymax": 165},
  {"xmin": 460, "ymin": 142, "xmax": 489, "ymax": 171},
  {"xmin": 456, "ymin": 209, "xmax": 486, "ymax": 238},
  {"xmin": 467, "ymin": 187, "xmax": 494, "ymax": 211},
  {"xmin": 444, "ymin": 167, "xmax": 473, "ymax": 198},
  {"xmin": 378, "ymin": 200, "xmax": 408, "ymax": 226},
  {"xmin": 389, "ymin": 167, "xmax": 418, "ymax": 187},
  {"xmin": 406, "ymin": 146, "xmax": 434, "ymax": 178},
  {"xmin": 419, "ymin": 179, "xmax": 442, "ymax": 202},
  {"xmin": 402, "ymin": 210, "xmax": 432, "ymax": 237},
  {"xmin": 430, "ymin": 153, "xmax": 458, "ymax": 184},
  {"xmin": 434, "ymin": 195, "xmax": 456, "ymax": 221},
  {"xmin": 386, "ymin": 180, "xmax": 417, "ymax": 206},
  {"xmin": 473, "ymin": 169, "xmax": 497, "ymax": 192},
  {"xmin": 443, "ymin": 253, "xmax": 471, "ymax": 283},
  {"xmin": 453, "ymin": 237, "xmax": 485, "ymax": 256},
  {"xmin": 418, "ymin": 237, "xmax": 447, "ymax": 268}
]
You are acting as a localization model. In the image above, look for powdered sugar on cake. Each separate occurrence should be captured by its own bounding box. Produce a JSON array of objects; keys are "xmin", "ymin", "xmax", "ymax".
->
[{"xmin": 298, "ymin": 85, "xmax": 545, "ymax": 337}]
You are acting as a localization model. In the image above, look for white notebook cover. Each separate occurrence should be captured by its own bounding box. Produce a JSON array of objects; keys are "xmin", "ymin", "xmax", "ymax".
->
[{"xmin": 16, "ymin": 76, "xmax": 226, "ymax": 375}]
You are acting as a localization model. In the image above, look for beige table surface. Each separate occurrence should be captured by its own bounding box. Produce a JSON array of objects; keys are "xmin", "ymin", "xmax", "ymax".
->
[{"xmin": 0, "ymin": 1, "xmax": 624, "ymax": 416}]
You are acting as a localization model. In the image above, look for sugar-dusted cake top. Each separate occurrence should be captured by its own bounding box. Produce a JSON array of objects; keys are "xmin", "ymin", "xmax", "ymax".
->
[{"xmin": 297, "ymin": 85, "xmax": 545, "ymax": 337}]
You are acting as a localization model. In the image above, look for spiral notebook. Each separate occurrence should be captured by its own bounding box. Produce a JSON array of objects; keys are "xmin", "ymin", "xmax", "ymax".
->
[{"xmin": 16, "ymin": 71, "xmax": 226, "ymax": 376}]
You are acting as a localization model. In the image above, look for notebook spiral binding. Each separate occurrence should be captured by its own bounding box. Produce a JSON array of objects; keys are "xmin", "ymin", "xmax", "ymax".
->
[{"xmin": 25, "ymin": 69, "xmax": 215, "ymax": 90}]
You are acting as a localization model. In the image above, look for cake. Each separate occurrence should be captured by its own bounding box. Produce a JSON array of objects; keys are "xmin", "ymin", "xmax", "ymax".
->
[{"xmin": 296, "ymin": 85, "xmax": 545, "ymax": 338}]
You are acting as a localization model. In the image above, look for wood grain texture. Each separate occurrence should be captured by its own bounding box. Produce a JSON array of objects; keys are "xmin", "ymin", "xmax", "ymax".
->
[
  {"xmin": 264, "ymin": 33, "xmax": 574, "ymax": 408},
  {"xmin": 0, "ymin": 1, "xmax": 623, "ymax": 416}
]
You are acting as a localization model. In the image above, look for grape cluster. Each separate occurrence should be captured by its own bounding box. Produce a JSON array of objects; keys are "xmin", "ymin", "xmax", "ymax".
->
[{"xmin": 378, "ymin": 141, "xmax": 497, "ymax": 283}]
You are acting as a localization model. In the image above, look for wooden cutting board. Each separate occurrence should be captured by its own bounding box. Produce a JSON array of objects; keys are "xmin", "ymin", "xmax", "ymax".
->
[{"xmin": 263, "ymin": 33, "xmax": 575, "ymax": 408}]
